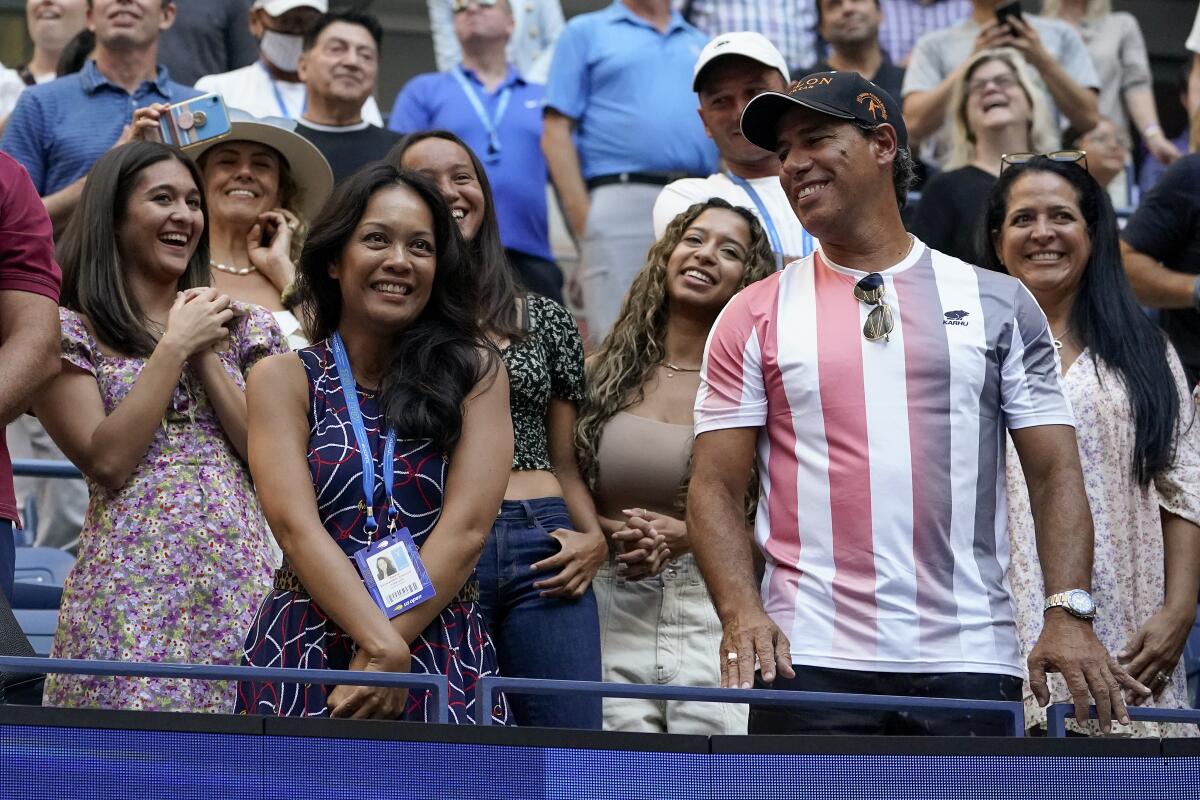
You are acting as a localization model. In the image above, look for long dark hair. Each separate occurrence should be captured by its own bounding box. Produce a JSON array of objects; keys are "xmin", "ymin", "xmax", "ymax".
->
[
  {"xmin": 292, "ymin": 163, "xmax": 496, "ymax": 451},
  {"xmin": 386, "ymin": 130, "xmax": 523, "ymax": 342},
  {"xmin": 980, "ymin": 157, "xmax": 1181, "ymax": 485},
  {"xmin": 59, "ymin": 141, "xmax": 211, "ymax": 357}
]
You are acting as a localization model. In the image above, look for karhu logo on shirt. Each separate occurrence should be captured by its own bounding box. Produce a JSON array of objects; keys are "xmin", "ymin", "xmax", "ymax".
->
[{"xmin": 944, "ymin": 310, "xmax": 970, "ymax": 326}]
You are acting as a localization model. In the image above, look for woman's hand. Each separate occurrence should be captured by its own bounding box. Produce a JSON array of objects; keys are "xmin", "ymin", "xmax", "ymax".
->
[
  {"xmin": 247, "ymin": 209, "xmax": 299, "ymax": 292},
  {"xmin": 624, "ymin": 508, "xmax": 690, "ymax": 558},
  {"xmin": 160, "ymin": 288, "xmax": 235, "ymax": 359},
  {"xmin": 327, "ymin": 636, "xmax": 413, "ymax": 720},
  {"xmin": 611, "ymin": 514, "xmax": 671, "ymax": 581},
  {"xmin": 1117, "ymin": 604, "xmax": 1196, "ymax": 704},
  {"xmin": 531, "ymin": 527, "xmax": 607, "ymax": 598}
]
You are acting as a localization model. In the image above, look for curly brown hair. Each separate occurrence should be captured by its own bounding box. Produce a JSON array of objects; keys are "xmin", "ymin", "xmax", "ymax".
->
[{"xmin": 575, "ymin": 198, "xmax": 776, "ymax": 511}]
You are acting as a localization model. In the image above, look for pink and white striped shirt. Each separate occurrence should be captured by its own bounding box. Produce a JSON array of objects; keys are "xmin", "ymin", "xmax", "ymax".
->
[{"xmin": 695, "ymin": 238, "xmax": 1073, "ymax": 677}]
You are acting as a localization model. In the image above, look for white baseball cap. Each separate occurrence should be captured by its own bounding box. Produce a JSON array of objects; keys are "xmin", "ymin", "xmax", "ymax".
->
[
  {"xmin": 692, "ymin": 32, "xmax": 791, "ymax": 92},
  {"xmin": 252, "ymin": 0, "xmax": 328, "ymax": 15}
]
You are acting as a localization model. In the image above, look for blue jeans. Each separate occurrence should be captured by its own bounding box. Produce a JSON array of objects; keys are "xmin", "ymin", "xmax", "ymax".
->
[{"xmin": 476, "ymin": 497, "xmax": 602, "ymax": 729}]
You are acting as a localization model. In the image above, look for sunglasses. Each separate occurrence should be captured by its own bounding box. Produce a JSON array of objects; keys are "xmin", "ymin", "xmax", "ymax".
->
[
  {"xmin": 853, "ymin": 273, "xmax": 894, "ymax": 342},
  {"xmin": 1000, "ymin": 150, "xmax": 1088, "ymax": 173},
  {"xmin": 452, "ymin": 0, "xmax": 498, "ymax": 11}
]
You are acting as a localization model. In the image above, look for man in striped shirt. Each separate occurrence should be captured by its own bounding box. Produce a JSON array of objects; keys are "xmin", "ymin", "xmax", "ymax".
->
[{"xmin": 688, "ymin": 71, "xmax": 1147, "ymax": 735}]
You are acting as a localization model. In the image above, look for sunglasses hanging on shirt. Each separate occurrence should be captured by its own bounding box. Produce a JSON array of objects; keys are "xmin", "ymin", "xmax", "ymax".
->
[{"xmin": 853, "ymin": 273, "xmax": 895, "ymax": 343}]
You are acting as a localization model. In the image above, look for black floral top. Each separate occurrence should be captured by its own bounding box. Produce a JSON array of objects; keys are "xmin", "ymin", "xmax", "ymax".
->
[{"xmin": 502, "ymin": 293, "xmax": 585, "ymax": 471}]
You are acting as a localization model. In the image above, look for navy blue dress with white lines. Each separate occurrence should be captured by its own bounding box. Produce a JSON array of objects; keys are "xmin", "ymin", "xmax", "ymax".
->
[{"xmin": 235, "ymin": 340, "xmax": 511, "ymax": 723}]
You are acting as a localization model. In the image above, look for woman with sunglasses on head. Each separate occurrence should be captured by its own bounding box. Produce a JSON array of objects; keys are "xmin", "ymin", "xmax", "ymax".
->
[
  {"xmin": 235, "ymin": 163, "xmax": 513, "ymax": 722},
  {"xmin": 576, "ymin": 198, "xmax": 774, "ymax": 734},
  {"xmin": 911, "ymin": 48, "xmax": 1057, "ymax": 265},
  {"xmin": 981, "ymin": 155, "xmax": 1200, "ymax": 736},
  {"xmin": 389, "ymin": 131, "xmax": 611, "ymax": 729},
  {"xmin": 32, "ymin": 141, "xmax": 287, "ymax": 712}
]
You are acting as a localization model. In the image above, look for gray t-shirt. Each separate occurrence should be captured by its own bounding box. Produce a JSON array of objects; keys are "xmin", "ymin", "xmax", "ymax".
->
[
  {"xmin": 158, "ymin": 0, "xmax": 259, "ymax": 87},
  {"xmin": 902, "ymin": 15, "xmax": 1099, "ymax": 165}
]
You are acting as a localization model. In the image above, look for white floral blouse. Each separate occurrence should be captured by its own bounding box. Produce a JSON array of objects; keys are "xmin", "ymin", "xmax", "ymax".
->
[{"xmin": 1006, "ymin": 348, "xmax": 1200, "ymax": 737}]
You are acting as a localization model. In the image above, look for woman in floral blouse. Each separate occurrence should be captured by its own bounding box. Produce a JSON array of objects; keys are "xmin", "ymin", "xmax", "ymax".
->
[
  {"xmin": 33, "ymin": 142, "xmax": 285, "ymax": 712},
  {"xmin": 982, "ymin": 155, "xmax": 1200, "ymax": 736}
]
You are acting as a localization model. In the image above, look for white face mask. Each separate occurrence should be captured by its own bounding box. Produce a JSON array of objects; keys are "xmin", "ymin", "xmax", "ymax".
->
[{"xmin": 260, "ymin": 29, "xmax": 305, "ymax": 73}]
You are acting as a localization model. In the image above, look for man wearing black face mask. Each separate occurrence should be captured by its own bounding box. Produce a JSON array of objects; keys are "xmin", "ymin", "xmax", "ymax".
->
[{"xmin": 196, "ymin": 0, "xmax": 382, "ymax": 126}]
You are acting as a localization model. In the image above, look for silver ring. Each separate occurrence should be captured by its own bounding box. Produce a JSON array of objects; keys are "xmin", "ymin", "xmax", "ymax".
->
[
  {"xmin": 1155, "ymin": 670, "xmax": 1171, "ymax": 685},
  {"xmin": 726, "ymin": 651, "xmax": 739, "ymax": 662}
]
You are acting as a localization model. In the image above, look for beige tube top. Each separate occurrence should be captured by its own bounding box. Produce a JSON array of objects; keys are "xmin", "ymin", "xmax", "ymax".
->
[{"xmin": 594, "ymin": 411, "xmax": 694, "ymax": 520}]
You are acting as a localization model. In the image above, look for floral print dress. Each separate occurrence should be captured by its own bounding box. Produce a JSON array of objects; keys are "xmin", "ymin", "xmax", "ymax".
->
[
  {"xmin": 44, "ymin": 305, "xmax": 286, "ymax": 713},
  {"xmin": 1007, "ymin": 348, "xmax": 1200, "ymax": 736}
]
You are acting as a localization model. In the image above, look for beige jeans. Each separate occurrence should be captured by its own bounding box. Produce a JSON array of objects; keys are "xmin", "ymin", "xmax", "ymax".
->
[{"xmin": 594, "ymin": 553, "xmax": 748, "ymax": 735}]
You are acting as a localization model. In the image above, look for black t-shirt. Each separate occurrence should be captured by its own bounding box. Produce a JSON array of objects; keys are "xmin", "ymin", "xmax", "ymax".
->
[
  {"xmin": 909, "ymin": 166, "xmax": 995, "ymax": 266},
  {"xmin": 1121, "ymin": 154, "xmax": 1200, "ymax": 385},
  {"xmin": 294, "ymin": 122, "xmax": 404, "ymax": 185},
  {"xmin": 812, "ymin": 54, "xmax": 905, "ymax": 106}
]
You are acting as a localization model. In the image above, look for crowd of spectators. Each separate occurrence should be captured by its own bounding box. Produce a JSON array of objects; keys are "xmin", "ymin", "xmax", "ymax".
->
[{"xmin": 0, "ymin": 0, "xmax": 1196, "ymax": 741}]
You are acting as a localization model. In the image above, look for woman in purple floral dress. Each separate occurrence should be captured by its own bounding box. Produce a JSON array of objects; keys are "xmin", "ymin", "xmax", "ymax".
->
[{"xmin": 31, "ymin": 142, "xmax": 285, "ymax": 712}]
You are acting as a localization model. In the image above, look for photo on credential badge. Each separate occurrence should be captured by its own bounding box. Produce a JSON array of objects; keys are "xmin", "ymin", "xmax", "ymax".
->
[{"xmin": 372, "ymin": 546, "xmax": 423, "ymax": 607}]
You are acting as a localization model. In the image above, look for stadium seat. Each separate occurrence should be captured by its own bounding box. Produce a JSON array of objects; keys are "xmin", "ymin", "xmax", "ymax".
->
[
  {"xmin": 14, "ymin": 608, "xmax": 58, "ymax": 657},
  {"xmin": 14, "ymin": 547, "xmax": 75, "ymax": 586}
]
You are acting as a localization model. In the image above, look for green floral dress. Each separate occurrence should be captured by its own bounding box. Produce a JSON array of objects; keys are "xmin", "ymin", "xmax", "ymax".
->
[{"xmin": 44, "ymin": 304, "xmax": 286, "ymax": 712}]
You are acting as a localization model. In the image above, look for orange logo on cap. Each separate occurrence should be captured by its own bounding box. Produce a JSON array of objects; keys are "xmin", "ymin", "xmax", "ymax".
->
[{"xmin": 857, "ymin": 92, "xmax": 887, "ymax": 121}]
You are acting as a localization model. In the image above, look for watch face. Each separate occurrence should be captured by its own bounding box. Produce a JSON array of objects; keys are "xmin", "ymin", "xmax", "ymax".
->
[{"xmin": 1067, "ymin": 589, "xmax": 1095, "ymax": 617}]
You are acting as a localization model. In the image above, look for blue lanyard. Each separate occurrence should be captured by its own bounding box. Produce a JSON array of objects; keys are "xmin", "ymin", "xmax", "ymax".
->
[
  {"xmin": 452, "ymin": 65, "xmax": 512, "ymax": 162},
  {"xmin": 260, "ymin": 62, "xmax": 305, "ymax": 119},
  {"xmin": 331, "ymin": 333, "xmax": 397, "ymax": 535},
  {"xmin": 726, "ymin": 172, "xmax": 784, "ymax": 257}
]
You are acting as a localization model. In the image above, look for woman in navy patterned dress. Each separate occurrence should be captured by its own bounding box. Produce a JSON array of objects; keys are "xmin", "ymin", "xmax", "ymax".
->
[{"xmin": 235, "ymin": 164, "xmax": 513, "ymax": 723}]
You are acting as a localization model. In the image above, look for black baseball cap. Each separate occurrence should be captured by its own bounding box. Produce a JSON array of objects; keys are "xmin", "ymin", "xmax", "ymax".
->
[{"xmin": 740, "ymin": 70, "xmax": 907, "ymax": 151}]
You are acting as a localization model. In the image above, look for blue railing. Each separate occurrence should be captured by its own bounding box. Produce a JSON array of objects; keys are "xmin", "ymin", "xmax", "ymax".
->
[
  {"xmin": 0, "ymin": 656, "xmax": 449, "ymax": 723},
  {"xmin": 474, "ymin": 676, "xmax": 1027, "ymax": 735},
  {"xmin": 11, "ymin": 459, "xmax": 82, "ymax": 479},
  {"xmin": 1046, "ymin": 702, "xmax": 1200, "ymax": 736}
]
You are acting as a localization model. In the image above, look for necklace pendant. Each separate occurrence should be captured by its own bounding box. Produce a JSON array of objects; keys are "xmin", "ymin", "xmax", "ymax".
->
[{"xmin": 1052, "ymin": 338, "xmax": 1064, "ymax": 351}]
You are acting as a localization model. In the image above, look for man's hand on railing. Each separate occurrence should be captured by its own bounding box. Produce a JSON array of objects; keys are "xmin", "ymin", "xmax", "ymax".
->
[
  {"xmin": 1028, "ymin": 610, "xmax": 1151, "ymax": 733},
  {"xmin": 719, "ymin": 608, "xmax": 795, "ymax": 690}
]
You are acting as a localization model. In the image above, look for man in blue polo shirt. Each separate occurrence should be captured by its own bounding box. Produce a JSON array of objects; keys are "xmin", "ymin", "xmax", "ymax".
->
[
  {"xmin": 542, "ymin": 0, "xmax": 717, "ymax": 343},
  {"xmin": 389, "ymin": 0, "xmax": 562, "ymax": 302},
  {"xmin": 1, "ymin": 0, "xmax": 199, "ymax": 233}
]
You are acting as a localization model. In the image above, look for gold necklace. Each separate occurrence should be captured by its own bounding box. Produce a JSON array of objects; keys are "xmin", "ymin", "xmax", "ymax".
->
[
  {"xmin": 210, "ymin": 259, "xmax": 257, "ymax": 276},
  {"xmin": 661, "ymin": 361, "xmax": 701, "ymax": 379}
]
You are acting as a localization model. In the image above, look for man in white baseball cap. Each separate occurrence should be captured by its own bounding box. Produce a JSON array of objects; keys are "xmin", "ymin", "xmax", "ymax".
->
[
  {"xmin": 653, "ymin": 32, "xmax": 815, "ymax": 268},
  {"xmin": 196, "ymin": 0, "xmax": 382, "ymax": 126}
]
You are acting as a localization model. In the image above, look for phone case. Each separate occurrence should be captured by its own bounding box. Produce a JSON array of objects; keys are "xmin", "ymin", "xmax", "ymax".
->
[{"xmin": 159, "ymin": 93, "xmax": 232, "ymax": 149}]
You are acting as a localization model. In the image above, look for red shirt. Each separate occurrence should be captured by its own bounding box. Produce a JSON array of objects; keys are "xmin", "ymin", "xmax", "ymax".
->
[{"xmin": 0, "ymin": 152, "xmax": 62, "ymax": 522}]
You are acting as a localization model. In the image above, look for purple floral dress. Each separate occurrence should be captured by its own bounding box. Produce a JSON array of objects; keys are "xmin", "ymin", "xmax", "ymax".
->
[{"xmin": 44, "ymin": 305, "xmax": 286, "ymax": 713}]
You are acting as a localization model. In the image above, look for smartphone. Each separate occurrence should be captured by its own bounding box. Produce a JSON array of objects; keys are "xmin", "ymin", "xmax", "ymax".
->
[
  {"xmin": 995, "ymin": 1, "xmax": 1023, "ymax": 29},
  {"xmin": 158, "ymin": 93, "xmax": 232, "ymax": 150}
]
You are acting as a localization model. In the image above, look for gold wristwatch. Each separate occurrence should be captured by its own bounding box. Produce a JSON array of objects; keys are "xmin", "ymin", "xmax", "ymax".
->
[{"xmin": 1044, "ymin": 589, "xmax": 1096, "ymax": 620}]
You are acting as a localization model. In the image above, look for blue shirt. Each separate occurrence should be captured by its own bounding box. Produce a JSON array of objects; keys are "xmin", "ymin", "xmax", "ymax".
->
[
  {"xmin": 1, "ymin": 60, "xmax": 200, "ymax": 196},
  {"xmin": 544, "ymin": 1, "xmax": 717, "ymax": 180},
  {"xmin": 389, "ymin": 65, "xmax": 553, "ymax": 262}
]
